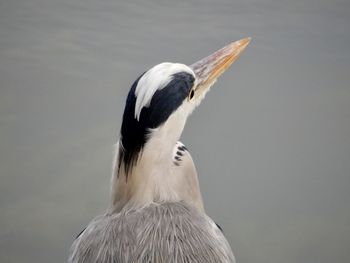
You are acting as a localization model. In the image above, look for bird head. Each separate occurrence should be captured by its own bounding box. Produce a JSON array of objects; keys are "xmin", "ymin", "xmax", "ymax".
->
[
  {"xmin": 118, "ymin": 38, "xmax": 250, "ymax": 177},
  {"xmin": 112, "ymin": 38, "xmax": 250, "ymax": 209}
]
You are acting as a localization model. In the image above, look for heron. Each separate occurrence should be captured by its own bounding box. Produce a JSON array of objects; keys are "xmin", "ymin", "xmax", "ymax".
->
[{"xmin": 68, "ymin": 38, "xmax": 250, "ymax": 263}]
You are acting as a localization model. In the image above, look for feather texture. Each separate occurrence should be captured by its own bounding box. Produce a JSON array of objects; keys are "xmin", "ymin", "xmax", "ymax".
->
[{"xmin": 68, "ymin": 202, "xmax": 235, "ymax": 263}]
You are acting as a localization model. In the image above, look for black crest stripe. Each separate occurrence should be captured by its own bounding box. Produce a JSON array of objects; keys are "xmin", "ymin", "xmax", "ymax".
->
[{"xmin": 119, "ymin": 71, "xmax": 194, "ymax": 178}]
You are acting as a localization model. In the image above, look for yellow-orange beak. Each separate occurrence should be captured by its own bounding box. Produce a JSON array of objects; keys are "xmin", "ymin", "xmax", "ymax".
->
[{"xmin": 190, "ymin": 38, "xmax": 251, "ymax": 94}]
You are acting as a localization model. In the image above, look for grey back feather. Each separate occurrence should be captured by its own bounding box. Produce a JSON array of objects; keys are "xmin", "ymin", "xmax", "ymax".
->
[{"xmin": 68, "ymin": 202, "xmax": 234, "ymax": 263}]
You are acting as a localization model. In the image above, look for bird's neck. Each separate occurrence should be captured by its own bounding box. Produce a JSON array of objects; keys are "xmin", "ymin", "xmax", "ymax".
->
[{"xmin": 110, "ymin": 112, "xmax": 204, "ymax": 212}]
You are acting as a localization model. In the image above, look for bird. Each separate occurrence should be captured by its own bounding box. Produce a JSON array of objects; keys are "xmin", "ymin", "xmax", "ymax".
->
[{"xmin": 68, "ymin": 38, "xmax": 250, "ymax": 263}]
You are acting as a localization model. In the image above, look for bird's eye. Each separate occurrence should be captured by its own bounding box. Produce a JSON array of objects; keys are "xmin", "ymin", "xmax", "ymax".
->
[{"xmin": 188, "ymin": 89, "xmax": 195, "ymax": 101}]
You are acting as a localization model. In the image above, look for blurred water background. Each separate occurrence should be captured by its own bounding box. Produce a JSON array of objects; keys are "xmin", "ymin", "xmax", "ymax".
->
[{"xmin": 1, "ymin": 0, "xmax": 349, "ymax": 262}]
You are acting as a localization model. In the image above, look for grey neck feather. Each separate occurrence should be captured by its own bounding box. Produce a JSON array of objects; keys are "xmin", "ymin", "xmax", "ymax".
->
[{"xmin": 110, "ymin": 141, "xmax": 204, "ymax": 213}]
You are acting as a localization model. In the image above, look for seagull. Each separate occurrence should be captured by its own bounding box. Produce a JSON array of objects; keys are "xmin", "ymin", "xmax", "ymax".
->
[{"xmin": 68, "ymin": 38, "xmax": 250, "ymax": 263}]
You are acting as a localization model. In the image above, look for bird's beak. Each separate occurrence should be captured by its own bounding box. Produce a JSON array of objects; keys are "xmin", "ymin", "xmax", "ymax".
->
[{"xmin": 190, "ymin": 38, "xmax": 251, "ymax": 96}]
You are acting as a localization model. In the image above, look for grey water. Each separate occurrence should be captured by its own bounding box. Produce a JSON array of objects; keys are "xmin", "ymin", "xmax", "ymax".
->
[{"xmin": 1, "ymin": 0, "xmax": 350, "ymax": 262}]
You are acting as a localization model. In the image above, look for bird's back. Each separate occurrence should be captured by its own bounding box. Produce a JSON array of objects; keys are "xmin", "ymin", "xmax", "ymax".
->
[{"xmin": 68, "ymin": 202, "xmax": 234, "ymax": 263}]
